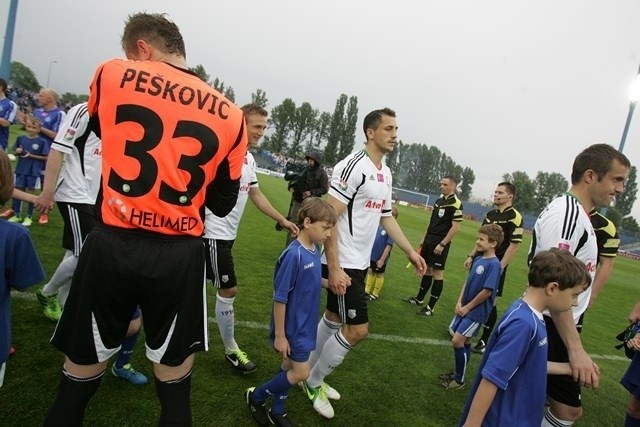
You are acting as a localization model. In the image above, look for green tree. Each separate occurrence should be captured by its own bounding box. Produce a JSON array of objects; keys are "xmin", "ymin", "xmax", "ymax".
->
[
  {"xmin": 620, "ymin": 216, "xmax": 640, "ymax": 234},
  {"xmin": 211, "ymin": 77, "xmax": 235, "ymax": 102},
  {"xmin": 616, "ymin": 166, "xmax": 637, "ymax": 216},
  {"xmin": 459, "ymin": 167, "xmax": 476, "ymax": 200},
  {"xmin": 533, "ymin": 171, "xmax": 569, "ymax": 213},
  {"xmin": 338, "ymin": 96, "xmax": 359, "ymax": 159},
  {"xmin": 288, "ymin": 102, "xmax": 318, "ymax": 160},
  {"xmin": 605, "ymin": 206, "xmax": 623, "ymax": 228},
  {"xmin": 306, "ymin": 111, "xmax": 331, "ymax": 153},
  {"xmin": 189, "ymin": 64, "xmax": 210, "ymax": 84},
  {"xmin": 251, "ymin": 89, "xmax": 269, "ymax": 108},
  {"xmin": 503, "ymin": 171, "xmax": 537, "ymax": 214},
  {"xmin": 324, "ymin": 95, "xmax": 347, "ymax": 166},
  {"xmin": 262, "ymin": 98, "xmax": 296, "ymax": 154},
  {"xmin": 10, "ymin": 61, "xmax": 40, "ymax": 91}
]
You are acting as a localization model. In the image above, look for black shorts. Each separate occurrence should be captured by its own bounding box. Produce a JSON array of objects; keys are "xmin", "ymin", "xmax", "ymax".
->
[
  {"xmin": 204, "ymin": 238, "xmax": 237, "ymax": 289},
  {"xmin": 544, "ymin": 314, "xmax": 585, "ymax": 408},
  {"xmin": 57, "ymin": 202, "xmax": 97, "ymax": 256},
  {"xmin": 421, "ymin": 242, "xmax": 450, "ymax": 270},
  {"xmin": 369, "ymin": 260, "xmax": 388, "ymax": 274},
  {"xmin": 51, "ymin": 225, "xmax": 208, "ymax": 367},
  {"xmin": 496, "ymin": 266, "xmax": 508, "ymax": 297},
  {"xmin": 323, "ymin": 265, "xmax": 368, "ymax": 325}
]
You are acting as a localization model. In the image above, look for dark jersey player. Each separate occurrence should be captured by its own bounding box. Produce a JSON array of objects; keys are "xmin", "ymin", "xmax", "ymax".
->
[
  {"xmin": 405, "ymin": 176, "xmax": 463, "ymax": 316},
  {"xmin": 44, "ymin": 13, "xmax": 248, "ymax": 427},
  {"xmin": 465, "ymin": 182, "xmax": 523, "ymax": 353},
  {"xmin": 587, "ymin": 208, "xmax": 620, "ymax": 309}
]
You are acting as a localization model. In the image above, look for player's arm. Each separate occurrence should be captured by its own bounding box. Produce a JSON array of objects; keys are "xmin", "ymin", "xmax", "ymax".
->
[
  {"xmin": 377, "ymin": 244, "xmax": 393, "ymax": 267},
  {"xmin": 12, "ymin": 188, "xmax": 37, "ymax": 204},
  {"xmin": 380, "ymin": 215, "xmax": 426, "ymax": 275},
  {"xmin": 462, "ymin": 378, "xmax": 498, "ymax": 427},
  {"xmin": 549, "ymin": 309, "xmax": 599, "ymax": 389},
  {"xmin": 34, "ymin": 148, "xmax": 63, "ymax": 212},
  {"xmin": 249, "ymin": 187, "xmax": 298, "ymax": 236},
  {"xmin": 459, "ymin": 289, "xmax": 491, "ymax": 317},
  {"xmin": 500, "ymin": 242, "xmax": 520, "ymax": 270},
  {"xmin": 24, "ymin": 152, "xmax": 48, "ymax": 161},
  {"xmin": 272, "ymin": 301, "xmax": 290, "ymax": 356},
  {"xmin": 435, "ymin": 219, "xmax": 462, "ymax": 256},
  {"xmin": 588, "ymin": 255, "xmax": 614, "ymax": 307},
  {"xmin": 629, "ymin": 301, "xmax": 640, "ymax": 324},
  {"xmin": 324, "ymin": 195, "xmax": 350, "ymax": 295},
  {"xmin": 39, "ymin": 127, "xmax": 57, "ymax": 140}
]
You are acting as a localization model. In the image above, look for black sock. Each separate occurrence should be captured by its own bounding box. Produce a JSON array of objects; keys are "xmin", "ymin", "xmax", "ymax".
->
[
  {"xmin": 44, "ymin": 369, "xmax": 104, "ymax": 427},
  {"xmin": 427, "ymin": 280, "xmax": 444, "ymax": 309},
  {"xmin": 480, "ymin": 305, "xmax": 498, "ymax": 343},
  {"xmin": 155, "ymin": 371, "xmax": 193, "ymax": 427},
  {"xmin": 416, "ymin": 275, "xmax": 433, "ymax": 301}
]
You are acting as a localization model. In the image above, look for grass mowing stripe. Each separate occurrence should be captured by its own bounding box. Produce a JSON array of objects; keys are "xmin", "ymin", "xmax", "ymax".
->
[{"xmin": 17, "ymin": 291, "xmax": 628, "ymax": 362}]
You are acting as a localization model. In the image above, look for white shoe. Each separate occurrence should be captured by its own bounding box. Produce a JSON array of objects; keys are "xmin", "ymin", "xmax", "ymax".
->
[
  {"xmin": 302, "ymin": 381, "xmax": 335, "ymax": 419},
  {"xmin": 321, "ymin": 381, "xmax": 341, "ymax": 400}
]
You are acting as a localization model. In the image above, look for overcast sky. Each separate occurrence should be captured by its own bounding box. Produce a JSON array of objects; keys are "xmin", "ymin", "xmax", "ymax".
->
[{"xmin": 3, "ymin": 0, "xmax": 639, "ymax": 218}]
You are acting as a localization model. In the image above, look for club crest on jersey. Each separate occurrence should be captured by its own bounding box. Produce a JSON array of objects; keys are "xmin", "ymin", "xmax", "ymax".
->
[
  {"xmin": 475, "ymin": 265, "xmax": 485, "ymax": 275},
  {"xmin": 348, "ymin": 309, "xmax": 356, "ymax": 319},
  {"xmin": 221, "ymin": 275, "xmax": 229, "ymax": 283},
  {"xmin": 338, "ymin": 179, "xmax": 348, "ymax": 191},
  {"xmin": 381, "ymin": 230, "xmax": 387, "ymax": 236},
  {"xmin": 438, "ymin": 208, "xmax": 444, "ymax": 218},
  {"xmin": 557, "ymin": 241, "xmax": 570, "ymax": 251},
  {"xmin": 64, "ymin": 128, "xmax": 77, "ymax": 142},
  {"xmin": 32, "ymin": 143, "xmax": 39, "ymax": 150}
]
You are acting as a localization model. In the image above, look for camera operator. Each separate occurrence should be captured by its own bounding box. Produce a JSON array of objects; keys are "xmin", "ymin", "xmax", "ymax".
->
[{"xmin": 283, "ymin": 150, "xmax": 329, "ymax": 245}]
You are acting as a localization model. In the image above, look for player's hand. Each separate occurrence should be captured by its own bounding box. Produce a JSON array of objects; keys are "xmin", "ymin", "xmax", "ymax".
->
[
  {"xmin": 434, "ymin": 245, "xmax": 443, "ymax": 255},
  {"xmin": 455, "ymin": 302, "xmax": 463, "ymax": 315},
  {"xmin": 280, "ymin": 220, "xmax": 299, "ymax": 237},
  {"xmin": 274, "ymin": 336, "xmax": 290, "ymax": 357},
  {"xmin": 463, "ymin": 257, "xmax": 472, "ymax": 270},
  {"xmin": 567, "ymin": 347, "xmax": 599, "ymax": 389},
  {"xmin": 457, "ymin": 304, "xmax": 469, "ymax": 317},
  {"xmin": 16, "ymin": 111, "xmax": 26, "ymax": 125},
  {"xmin": 376, "ymin": 259, "xmax": 385, "ymax": 269},
  {"xmin": 34, "ymin": 191, "xmax": 55, "ymax": 214},
  {"xmin": 629, "ymin": 301, "xmax": 640, "ymax": 324},
  {"xmin": 627, "ymin": 334, "xmax": 640, "ymax": 351},
  {"xmin": 328, "ymin": 269, "xmax": 350, "ymax": 295},
  {"xmin": 15, "ymin": 147, "xmax": 23, "ymax": 155},
  {"xmin": 407, "ymin": 251, "xmax": 427, "ymax": 276}
]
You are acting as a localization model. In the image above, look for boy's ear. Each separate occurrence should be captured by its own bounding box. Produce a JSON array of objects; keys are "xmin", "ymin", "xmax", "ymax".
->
[
  {"xmin": 303, "ymin": 217, "xmax": 311, "ymax": 229},
  {"xmin": 546, "ymin": 281, "xmax": 560, "ymax": 295}
]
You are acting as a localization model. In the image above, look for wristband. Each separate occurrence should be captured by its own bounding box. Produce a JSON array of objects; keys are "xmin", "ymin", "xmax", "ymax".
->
[
  {"xmin": 438, "ymin": 243, "xmax": 445, "ymax": 247},
  {"xmin": 467, "ymin": 254, "xmax": 474, "ymax": 258}
]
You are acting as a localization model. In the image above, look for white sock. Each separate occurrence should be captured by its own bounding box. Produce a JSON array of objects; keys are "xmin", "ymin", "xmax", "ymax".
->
[
  {"xmin": 216, "ymin": 293, "xmax": 238, "ymax": 352},
  {"xmin": 57, "ymin": 282, "xmax": 71, "ymax": 308},
  {"xmin": 309, "ymin": 313, "xmax": 342, "ymax": 369},
  {"xmin": 307, "ymin": 329, "xmax": 352, "ymax": 388},
  {"xmin": 542, "ymin": 407, "xmax": 574, "ymax": 426},
  {"xmin": 42, "ymin": 251, "xmax": 77, "ymax": 296}
]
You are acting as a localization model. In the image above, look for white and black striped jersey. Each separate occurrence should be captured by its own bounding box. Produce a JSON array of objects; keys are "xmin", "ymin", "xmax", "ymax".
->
[
  {"xmin": 203, "ymin": 152, "xmax": 258, "ymax": 240},
  {"xmin": 52, "ymin": 103, "xmax": 102, "ymax": 204},
  {"xmin": 322, "ymin": 150, "xmax": 393, "ymax": 270},
  {"xmin": 528, "ymin": 193, "xmax": 597, "ymax": 322}
]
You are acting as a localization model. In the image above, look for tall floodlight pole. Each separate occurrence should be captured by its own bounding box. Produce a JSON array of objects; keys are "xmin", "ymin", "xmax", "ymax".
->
[
  {"xmin": 46, "ymin": 60, "xmax": 57, "ymax": 87},
  {"xmin": 0, "ymin": 0, "xmax": 19, "ymax": 79},
  {"xmin": 620, "ymin": 64, "xmax": 640, "ymax": 153}
]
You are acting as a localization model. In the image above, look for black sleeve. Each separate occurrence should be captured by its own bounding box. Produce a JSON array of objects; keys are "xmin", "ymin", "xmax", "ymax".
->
[{"xmin": 204, "ymin": 157, "xmax": 240, "ymax": 217}]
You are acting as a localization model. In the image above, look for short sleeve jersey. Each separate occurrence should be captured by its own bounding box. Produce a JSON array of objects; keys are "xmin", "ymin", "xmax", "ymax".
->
[
  {"xmin": 528, "ymin": 194, "xmax": 597, "ymax": 322},
  {"xmin": 88, "ymin": 58, "xmax": 247, "ymax": 236},
  {"xmin": 34, "ymin": 106, "xmax": 65, "ymax": 147},
  {"xmin": 0, "ymin": 221, "xmax": 45, "ymax": 364},
  {"xmin": 459, "ymin": 299, "xmax": 548, "ymax": 427},
  {"xmin": 462, "ymin": 256, "xmax": 501, "ymax": 323},
  {"xmin": 425, "ymin": 193, "xmax": 463, "ymax": 245},
  {"xmin": 13, "ymin": 135, "xmax": 50, "ymax": 177},
  {"xmin": 589, "ymin": 209, "xmax": 620, "ymax": 258},
  {"xmin": 271, "ymin": 240, "xmax": 322, "ymax": 353},
  {"xmin": 370, "ymin": 224, "xmax": 394, "ymax": 265},
  {"xmin": 0, "ymin": 97, "xmax": 17, "ymax": 149},
  {"xmin": 322, "ymin": 150, "xmax": 393, "ymax": 270},
  {"xmin": 204, "ymin": 152, "xmax": 258, "ymax": 240},
  {"xmin": 52, "ymin": 103, "xmax": 102, "ymax": 204},
  {"xmin": 483, "ymin": 206, "xmax": 523, "ymax": 259}
]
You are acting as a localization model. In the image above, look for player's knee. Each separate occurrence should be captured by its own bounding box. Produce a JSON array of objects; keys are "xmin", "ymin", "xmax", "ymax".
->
[
  {"xmin": 552, "ymin": 405, "xmax": 582, "ymax": 422},
  {"xmin": 288, "ymin": 364, "xmax": 310, "ymax": 383},
  {"xmin": 218, "ymin": 287, "xmax": 237, "ymax": 298},
  {"xmin": 343, "ymin": 323, "xmax": 368, "ymax": 345},
  {"xmin": 127, "ymin": 317, "xmax": 142, "ymax": 336}
]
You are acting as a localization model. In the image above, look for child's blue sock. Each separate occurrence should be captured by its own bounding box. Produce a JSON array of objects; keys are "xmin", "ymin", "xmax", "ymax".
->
[
  {"xmin": 454, "ymin": 346, "xmax": 467, "ymax": 383},
  {"xmin": 253, "ymin": 369, "xmax": 292, "ymax": 403},
  {"xmin": 115, "ymin": 331, "xmax": 139, "ymax": 368}
]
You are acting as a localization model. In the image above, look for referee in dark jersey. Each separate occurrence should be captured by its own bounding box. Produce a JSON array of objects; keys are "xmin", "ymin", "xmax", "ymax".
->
[
  {"xmin": 405, "ymin": 175, "xmax": 463, "ymax": 315},
  {"xmin": 587, "ymin": 208, "xmax": 620, "ymax": 308},
  {"xmin": 464, "ymin": 182, "xmax": 523, "ymax": 352}
]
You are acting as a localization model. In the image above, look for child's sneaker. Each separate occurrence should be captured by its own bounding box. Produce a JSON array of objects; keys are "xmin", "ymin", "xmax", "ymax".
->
[
  {"xmin": 38, "ymin": 214, "xmax": 49, "ymax": 224},
  {"xmin": 225, "ymin": 349, "xmax": 257, "ymax": 373},
  {"xmin": 111, "ymin": 363, "xmax": 148, "ymax": 385},
  {"xmin": 441, "ymin": 378, "xmax": 465, "ymax": 390},
  {"xmin": 438, "ymin": 371, "xmax": 455, "ymax": 382},
  {"xmin": 35, "ymin": 289, "xmax": 62, "ymax": 321},
  {"xmin": 22, "ymin": 217, "xmax": 33, "ymax": 227},
  {"xmin": 244, "ymin": 387, "xmax": 270, "ymax": 426},
  {"xmin": 0, "ymin": 209, "xmax": 14, "ymax": 218},
  {"xmin": 8, "ymin": 216, "xmax": 21, "ymax": 223},
  {"xmin": 472, "ymin": 339, "xmax": 486, "ymax": 354},
  {"xmin": 267, "ymin": 410, "xmax": 294, "ymax": 427}
]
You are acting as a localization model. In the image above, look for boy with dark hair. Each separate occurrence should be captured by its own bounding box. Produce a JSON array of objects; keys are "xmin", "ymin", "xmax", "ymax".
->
[
  {"xmin": 440, "ymin": 224, "xmax": 503, "ymax": 390},
  {"xmin": 245, "ymin": 197, "xmax": 337, "ymax": 426},
  {"xmin": 460, "ymin": 249, "xmax": 591, "ymax": 427}
]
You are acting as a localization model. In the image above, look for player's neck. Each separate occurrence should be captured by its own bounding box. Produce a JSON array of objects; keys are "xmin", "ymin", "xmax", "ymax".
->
[
  {"xmin": 481, "ymin": 250, "xmax": 496, "ymax": 259},
  {"xmin": 363, "ymin": 147, "xmax": 383, "ymax": 168},
  {"xmin": 522, "ymin": 287, "xmax": 546, "ymax": 313},
  {"xmin": 297, "ymin": 233, "xmax": 315, "ymax": 251},
  {"xmin": 566, "ymin": 186, "xmax": 593, "ymax": 212}
]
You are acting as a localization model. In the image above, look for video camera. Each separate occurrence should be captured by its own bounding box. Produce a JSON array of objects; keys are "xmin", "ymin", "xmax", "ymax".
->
[{"xmin": 284, "ymin": 161, "xmax": 308, "ymax": 193}]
